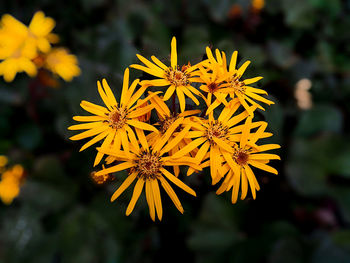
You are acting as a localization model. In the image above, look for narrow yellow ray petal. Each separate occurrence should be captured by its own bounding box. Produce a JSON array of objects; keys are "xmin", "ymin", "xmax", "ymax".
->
[
  {"xmin": 68, "ymin": 122, "xmax": 103, "ymax": 130},
  {"xmin": 231, "ymin": 169, "xmax": 241, "ymax": 203},
  {"xmin": 127, "ymin": 119, "xmax": 157, "ymax": 132},
  {"xmin": 151, "ymin": 55, "xmax": 168, "ymax": 70},
  {"xmin": 126, "ymin": 126, "xmax": 140, "ymax": 152},
  {"xmin": 135, "ymin": 128, "xmax": 149, "ymax": 150},
  {"xmin": 250, "ymin": 154, "xmax": 280, "ymax": 160},
  {"xmin": 161, "ymin": 125, "xmax": 191, "ymax": 154},
  {"xmin": 159, "ymin": 176, "xmax": 184, "ymax": 213},
  {"xmin": 142, "ymin": 79, "xmax": 169, "ymax": 87},
  {"xmin": 160, "ymin": 168, "xmax": 196, "ymax": 196},
  {"xmin": 128, "ymin": 104, "xmax": 154, "ymax": 119},
  {"xmin": 95, "ymin": 162, "xmax": 135, "ymax": 176},
  {"xmin": 248, "ymin": 161, "xmax": 278, "ymax": 175},
  {"xmin": 69, "ymin": 125, "xmax": 107, "ymax": 141},
  {"xmin": 246, "ymin": 91, "xmax": 274, "ymax": 105},
  {"xmin": 171, "ymin": 37, "xmax": 177, "ymax": 69},
  {"xmin": 215, "ymin": 49, "xmax": 223, "ymax": 64},
  {"xmin": 255, "ymin": 144, "xmax": 281, "ymax": 152},
  {"xmin": 212, "ymin": 137, "xmax": 234, "ymax": 153},
  {"xmin": 237, "ymin": 61, "xmax": 251, "ymax": 76},
  {"xmin": 151, "ymin": 179, "xmax": 163, "ymax": 220},
  {"xmin": 136, "ymin": 54, "xmax": 163, "ymax": 73},
  {"xmin": 243, "ymin": 167, "xmax": 256, "ymax": 199},
  {"xmin": 121, "ymin": 129, "xmax": 130, "ymax": 155},
  {"xmin": 229, "ymin": 51, "xmax": 238, "ymax": 72},
  {"xmin": 73, "ymin": 116, "xmax": 106, "ymax": 122},
  {"xmin": 240, "ymin": 116, "xmax": 252, "ymax": 148},
  {"xmin": 111, "ymin": 172, "xmax": 138, "ymax": 201},
  {"xmin": 79, "ymin": 130, "xmax": 109, "ymax": 152},
  {"xmin": 126, "ymin": 178, "xmax": 145, "ymax": 216},
  {"xmin": 205, "ymin": 46, "xmax": 217, "ymax": 65},
  {"xmin": 163, "ymin": 85, "xmax": 176, "ymax": 101},
  {"xmin": 97, "ymin": 80, "xmax": 113, "ymax": 110},
  {"xmin": 246, "ymin": 86, "xmax": 268, "ymax": 95},
  {"xmin": 181, "ymin": 86, "xmax": 200, "ymax": 105},
  {"xmin": 145, "ymin": 180, "xmax": 156, "ymax": 221},
  {"xmin": 176, "ymin": 87, "xmax": 186, "ymax": 112},
  {"xmin": 152, "ymin": 117, "xmax": 184, "ymax": 153},
  {"xmin": 170, "ymin": 137, "xmax": 206, "ymax": 159},
  {"xmin": 130, "ymin": 64, "xmax": 164, "ymax": 78},
  {"xmin": 243, "ymin": 76, "xmax": 263, "ymax": 85},
  {"xmin": 194, "ymin": 141, "xmax": 210, "ymax": 164},
  {"xmin": 240, "ymin": 168, "xmax": 248, "ymax": 200},
  {"xmin": 94, "ymin": 131, "xmax": 116, "ymax": 166},
  {"xmin": 101, "ymin": 79, "xmax": 118, "ymax": 107},
  {"xmin": 80, "ymin": 100, "xmax": 108, "ymax": 117}
]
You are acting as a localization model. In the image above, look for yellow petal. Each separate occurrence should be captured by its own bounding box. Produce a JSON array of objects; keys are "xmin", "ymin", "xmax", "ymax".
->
[
  {"xmin": 111, "ymin": 172, "xmax": 137, "ymax": 202},
  {"xmin": 126, "ymin": 178, "xmax": 144, "ymax": 215}
]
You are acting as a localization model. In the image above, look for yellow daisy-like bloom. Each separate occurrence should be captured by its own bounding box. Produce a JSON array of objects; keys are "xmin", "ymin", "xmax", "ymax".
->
[
  {"xmin": 205, "ymin": 47, "xmax": 274, "ymax": 115},
  {"xmin": 216, "ymin": 117, "xmax": 280, "ymax": 203},
  {"xmin": 44, "ymin": 48, "xmax": 81, "ymax": 81},
  {"xmin": 28, "ymin": 11, "xmax": 58, "ymax": 53},
  {"xmin": 95, "ymin": 129, "xmax": 201, "ymax": 221},
  {"xmin": 171, "ymin": 100, "xmax": 252, "ymax": 183},
  {"xmin": 130, "ymin": 37, "xmax": 204, "ymax": 112},
  {"xmin": 0, "ymin": 164, "xmax": 25, "ymax": 205},
  {"xmin": 146, "ymin": 92, "xmax": 201, "ymax": 176},
  {"xmin": 176, "ymin": 101, "xmax": 273, "ymax": 185},
  {"xmin": 68, "ymin": 68, "xmax": 158, "ymax": 166}
]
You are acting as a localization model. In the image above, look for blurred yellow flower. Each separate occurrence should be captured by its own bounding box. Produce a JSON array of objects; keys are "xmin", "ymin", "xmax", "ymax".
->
[
  {"xmin": 44, "ymin": 48, "xmax": 80, "ymax": 81},
  {"xmin": 216, "ymin": 118, "xmax": 280, "ymax": 203},
  {"xmin": 0, "ymin": 164, "xmax": 25, "ymax": 205},
  {"xmin": 68, "ymin": 68, "xmax": 158, "ymax": 166},
  {"xmin": 0, "ymin": 11, "xmax": 79, "ymax": 83},
  {"xmin": 131, "ymin": 37, "xmax": 204, "ymax": 112},
  {"xmin": 96, "ymin": 129, "xmax": 200, "ymax": 221},
  {"xmin": 28, "ymin": 11, "xmax": 58, "ymax": 53}
]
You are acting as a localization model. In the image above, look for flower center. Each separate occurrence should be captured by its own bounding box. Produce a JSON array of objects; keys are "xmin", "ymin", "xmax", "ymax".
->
[
  {"xmin": 208, "ymin": 82, "xmax": 219, "ymax": 93},
  {"xmin": 165, "ymin": 66, "xmax": 190, "ymax": 87},
  {"xmin": 206, "ymin": 121, "xmax": 229, "ymax": 144},
  {"xmin": 230, "ymin": 73, "xmax": 246, "ymax": 94},
  {"xmin": 135, "ymin": 151, "xmax": 162, "ymax": 180},
  {"xmin": 106, "ymin": 107, "xmax": 128, "ymax": 130},
  {"xmin": 234, "ymin": 148, "xmax": 249, "ymax": 166}
]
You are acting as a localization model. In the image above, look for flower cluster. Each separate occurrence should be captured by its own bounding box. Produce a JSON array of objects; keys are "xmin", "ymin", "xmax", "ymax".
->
[
  {"xmin": 69, "ymin": 37, "xmax": 280, "ymax": 221},
  {"xmin": 0, "ymin": 11, "xmax": 80, "ymax": 83},
  {"xmin": 0, "ymin": 155, "xmax": 25, "ymax": 205}
]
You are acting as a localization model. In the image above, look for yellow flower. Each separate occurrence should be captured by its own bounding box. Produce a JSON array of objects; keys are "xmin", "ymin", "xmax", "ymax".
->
[
  {"xmin": 95, "ymin": 129, "xmax": 201, "ymax": 221},
  {"xmin": 44, "ymin": 48, "xmax": 80, "ymax": 81},
  {"xmin": 216, "ymin": 117, "xmax": 280, "ymax": 203},
  {"xmin": 130, "ymin": 37, "xmax": 204, "ymax": 112},
  {"xmin": 68, "ymin": 68, "xmax": 158, "ymax": 166},
  {"xmin": 0, "ymin": 11, "xmax": 58, "ymax": 82},
  {"xmin": 0, "ymin": 164, "xmax": 25, "ymax": 205},
  {"xmin": 205, "ymin": 47, "xmax": 274, "ymax": 115},
  {"xmin": 176, "ymin": 101, "xmax": 273, "ymax": 185},
  {"xmin": 146, "ymin": 92, "xmax": 201, "ymax": 176},
  {"xmin": 28, "ymin": 11, "xmax": 58, "ymax": 53},
  {"xmin": 0, "ymin": 14, "xmax": 37, "ymax": 82}
]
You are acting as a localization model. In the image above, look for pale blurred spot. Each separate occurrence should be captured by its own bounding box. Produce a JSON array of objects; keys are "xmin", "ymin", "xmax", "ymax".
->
[{"xmin": 295, "ymin": 78, "xmax": 313, "ymax": 110}]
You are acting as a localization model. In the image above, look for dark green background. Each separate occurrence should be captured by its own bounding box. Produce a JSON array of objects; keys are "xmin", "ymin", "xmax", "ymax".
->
[{"xmin": 1, "ymin": 0, "xmax": 350, "ymax": 262}]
